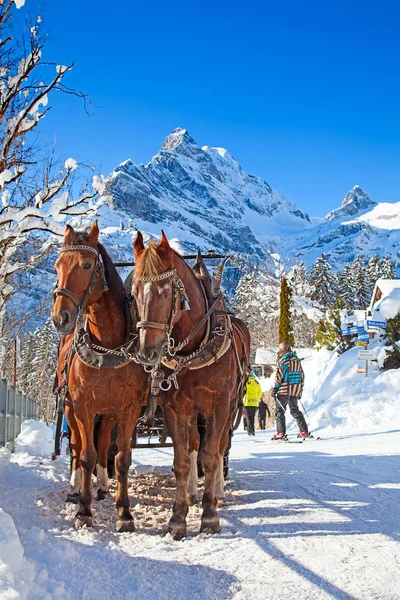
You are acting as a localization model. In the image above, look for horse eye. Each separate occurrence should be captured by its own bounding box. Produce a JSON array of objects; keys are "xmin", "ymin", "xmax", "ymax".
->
[{"xmin": 83, "ymin": 262, "xmax": 92, "ymax": 270}]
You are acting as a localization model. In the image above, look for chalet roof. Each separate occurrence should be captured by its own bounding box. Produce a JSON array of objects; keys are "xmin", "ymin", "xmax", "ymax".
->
[{"xmin": 369, "ymin": 279, "xmax": 400, "ymax": 311}]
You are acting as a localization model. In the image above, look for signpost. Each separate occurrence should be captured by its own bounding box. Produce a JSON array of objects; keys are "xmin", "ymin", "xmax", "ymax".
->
[
  {"xmin": 341, "ymin": 326, "xmax": 366, "ymax": 336},
  {"xmin": 357, "ymin": 350, "xmax": 376, "ymax": 360},
  {"xmin": 358, "ymin": 332, "xmax": 370, "ymax": 341},
  {"xmin": 366, "ymin": 320, "xmax": 387, "ymax": 329}
]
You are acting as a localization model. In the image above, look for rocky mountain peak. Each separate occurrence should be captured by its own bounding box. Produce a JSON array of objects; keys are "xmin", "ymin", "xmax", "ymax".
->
[
  {"xmin": 325, "ymin": 185, "xmax": 375, "ymax": 221},
  {"xmin": 160, "ymin": 128, "xmax": 196, "ymax": 152}
]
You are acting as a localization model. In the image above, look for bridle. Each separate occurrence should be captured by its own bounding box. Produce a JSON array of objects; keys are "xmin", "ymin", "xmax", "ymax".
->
[
  {"xmin": 134, "ymin": 267, "xmax": 190, "ymax": 357},
  {"xmin": 53, "ymin": 244, "xmax": 109, "ymax": 326}
]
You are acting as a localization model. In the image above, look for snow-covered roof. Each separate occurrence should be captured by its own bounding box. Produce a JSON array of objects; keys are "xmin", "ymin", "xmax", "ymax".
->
[
  {"xmin": 370, "ymin": 279, "xmax": 400, "ymax": 310},
  {"xmin": 255, "ymin": 348, "xmax": 277, "ymax": 365},
  {"xmin": 255, "ymin": 347, "xmax": 312, "ymax": 364},
  {"xmin": 371, "ymin": 288, "xmax": 400, "ymax": 321}
]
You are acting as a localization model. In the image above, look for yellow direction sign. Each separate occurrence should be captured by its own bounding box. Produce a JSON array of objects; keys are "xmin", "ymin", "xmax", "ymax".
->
[{"xmin": 357, "ymin": 341, "xmax": 368, "ymax": 346}]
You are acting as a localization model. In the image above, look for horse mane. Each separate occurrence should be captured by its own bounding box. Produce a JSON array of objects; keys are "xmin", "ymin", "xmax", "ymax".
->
[
  {"xmin": 63, "ymin": 230, "xmax": 127, "ymax": 313},
  {"xmin": 134, "ymin": 241, "xmax": 171, "ymax": 278}
]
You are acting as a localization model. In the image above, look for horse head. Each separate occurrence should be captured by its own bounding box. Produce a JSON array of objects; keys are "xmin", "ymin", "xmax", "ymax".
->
[
  {"xmin": 132, "ymin": 230, "xmax": 181, "ymax": 366},
  {"xmin": 52, "ymin": 221, "xmax": 107, "ymax": 334}
]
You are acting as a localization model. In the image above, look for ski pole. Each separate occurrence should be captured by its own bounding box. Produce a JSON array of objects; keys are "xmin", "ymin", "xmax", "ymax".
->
[{"xmin": 298, "ymin": 398, "xmax": 312, "ymax": 430}]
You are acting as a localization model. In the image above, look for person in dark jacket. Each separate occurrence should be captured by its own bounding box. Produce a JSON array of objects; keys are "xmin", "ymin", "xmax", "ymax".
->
[
  {"xmin": 271, "ymin": 341, "xmax": 308, "ymax": 439},
  {"xmin": 243, "ymin": 373, "xmax": 263, "ymax": 436},
  {"xmin": 258, "ymin": 396, "xmax": 271, "ymax": 430}
]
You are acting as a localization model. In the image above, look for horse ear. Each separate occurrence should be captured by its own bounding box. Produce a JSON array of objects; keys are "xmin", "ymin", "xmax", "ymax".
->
[
  {"xmin": 88, "ymin": 221, "xmax": 99, "ymax": 244},
  {"xmin": 158, "ymin": 230, "xmax": 172, "ymax": 256},
  {"xmin": 64, "ymin": 224, "xmax": 74, "ymax": 243},
  {"xmin": 134, "ymin": 231, "xmax": 145, "ymax": 258}
]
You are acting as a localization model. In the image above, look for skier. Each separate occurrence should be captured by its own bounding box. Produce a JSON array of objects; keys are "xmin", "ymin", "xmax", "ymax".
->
[
  {"xmin": 243, "ymin": 373, "xmax": 263, "ymax": 436},
  {"xmin": 271, "ymin": 341, "xmax": 309, "ymax": 439}
]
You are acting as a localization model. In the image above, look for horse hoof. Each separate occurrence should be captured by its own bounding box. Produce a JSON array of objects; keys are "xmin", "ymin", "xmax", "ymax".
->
[
  {"xmin": 200, "ymin": 517, "xmax": 221, "ymax": 534},
  {"xmin": 116, "ymin": 518, "xmax": 135, "ymax": 533},
  {"xmin": 187, "ymin": 494, "xmax": 198, "ymax": 506},
  {"xmin": 75, "ymin": 514, "xmax": 93, "ymax": 528},
  {"xmin": 216, "ymin": 496, "xmax": 226, "ymax": 508},
  {"xmin": 96, "ymin": 489, "xmax": 107, "ymax": 501},
  {"xmin": 66, "ymin": 491, "xmax": 80, "ymax": 504},
  {"xmin": 168, "ymin": 523, "xmax": 187, "ymax": 540}
]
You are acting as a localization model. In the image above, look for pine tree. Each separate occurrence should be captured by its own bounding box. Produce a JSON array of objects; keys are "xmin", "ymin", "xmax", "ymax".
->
[
  {"xmin": 290, "ymin": 261, "xmax": 308, "ymax": 297},
  {"xmin": 278, "ymin": 277, "xmax": 294, "ymax": 345},
  {"xmin": 309, "ymin": 253, "xmax": 336, "ymax": 307},
  {"xmin": 315, "ymin": 297, "xmax": 345, "ymax": 351},
  {"xmin": 366, "ymin": 256, "xmax": 380, "ymax": 292},
  {"xmin": 338, "ymin": 264, "xmax": 356, "ymax": 309},
  {"xmin": 18, "ymin": 319, "xmax": 59, "ymax": 422},
  {"xmin": 352, "ymin": 255, "xmax": 370, "ymax": 309},
  {"xmin": 378, "ymin": 257, "xmax": 396, "ymax": 280}
]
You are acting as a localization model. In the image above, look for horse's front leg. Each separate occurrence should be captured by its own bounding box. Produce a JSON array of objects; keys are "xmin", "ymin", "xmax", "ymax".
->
[
  {"xmin": 65, "ymin": 403, "xmax": 82, "ymax": 504},
  {"xmin": 164, "ymin": 406, "xmax": 191, "ymax": 540},
  {"xmin": 74, "ymin": 410, "xmax": 96, "ymax": 527},
  {"xmin": 95, "ymin": 415, "xmax": 116, "ymax": 501},
  {"xmin": 115, "ymin": 404, "xmax": 140, "ymax": 532}
]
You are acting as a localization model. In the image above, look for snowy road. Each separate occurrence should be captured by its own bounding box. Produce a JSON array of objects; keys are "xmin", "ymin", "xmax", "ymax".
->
[{"xmin": 1, "ymin": 427, "xmax": 399, "ymax": 600}]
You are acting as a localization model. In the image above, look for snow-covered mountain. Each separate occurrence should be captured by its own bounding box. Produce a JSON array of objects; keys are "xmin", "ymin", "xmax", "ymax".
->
[
  {"xmin": 283, "ymin": 188, "xmax": 400, "ymax": 268},
  {"xmin": 9, "ymin": 128, "xmax": 400, "ymax": 334},
  {"xmin": 95, "ymin": 129, "xmax": 399, "ymax": 271},
  {"xmin": 100, "ymin": 127, "xmax": 311, "ymax": 261},
  {"xmin": 325, "ymin": 185, "xmax": 376, "ymax": 221}
]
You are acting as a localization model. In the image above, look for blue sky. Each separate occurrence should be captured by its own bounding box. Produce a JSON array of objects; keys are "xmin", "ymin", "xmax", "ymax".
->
[{"xmin": 32, "ymin": 0, "xmax": 400, "ymax": 216}]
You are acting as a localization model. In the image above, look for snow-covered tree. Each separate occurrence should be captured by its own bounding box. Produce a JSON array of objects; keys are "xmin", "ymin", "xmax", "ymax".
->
[
  {"xmin": 338, "ymin": 264, "xmax": 355, "ymax": 308},
  {"xmin": 233, "ymin": 262, "xmax": 280, "ymax": 350},
  {"xmin": 289, "ymin": 261, "xmax": 309, "ymax": 296},
  {"xmin": 18, "ymin": 318, "xmax": 58, "ymax": 421},
  {"xmin": 351, "ymin": 255, "xmax": 370, "ymax": 309},
  {"xmin": 366, "ymin": 256, "xmax": 380, "ymax": 292},
  {"xmin": 378, "ymin": 257, "xmax": 396, "ymax": 280},
  {"xmin": 0, "ymin": 1, "xmax": 103, "ymax": 359},
  {"xmin": 309, "ymin": 253, "xmax": 336, "ymax": 307}
]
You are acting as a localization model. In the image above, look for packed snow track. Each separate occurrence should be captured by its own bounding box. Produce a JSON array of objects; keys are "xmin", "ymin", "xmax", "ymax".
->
[{"xmin": 1, "ymin": 425, "xmax": 399, "ymax": 600}]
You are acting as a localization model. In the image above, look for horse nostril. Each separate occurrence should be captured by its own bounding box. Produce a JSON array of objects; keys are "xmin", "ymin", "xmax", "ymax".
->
[{"xmin": 52, "ymin": 311, "xmax": 70, "ymax": 331}]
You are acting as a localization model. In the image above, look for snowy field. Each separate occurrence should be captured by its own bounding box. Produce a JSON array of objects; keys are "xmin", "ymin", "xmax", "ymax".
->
[{"xmin": 1, "ymin": 348, "xmax": 400, "ymax": 600}]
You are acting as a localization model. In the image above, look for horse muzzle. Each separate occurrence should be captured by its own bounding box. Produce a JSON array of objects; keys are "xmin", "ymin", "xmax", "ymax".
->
[{"xmin": 51, "ymin": 308, "xmax": 76, "ymax": 335}]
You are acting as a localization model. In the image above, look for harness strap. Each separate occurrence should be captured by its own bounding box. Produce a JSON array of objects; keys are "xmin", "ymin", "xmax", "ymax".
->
[
  {"xmin": 53, "ymin": 287, "xmax": 81, "ymax": 308},
  {"xmin": 136, "ymin": 320, "xmax": 169, "ymax": 332}
]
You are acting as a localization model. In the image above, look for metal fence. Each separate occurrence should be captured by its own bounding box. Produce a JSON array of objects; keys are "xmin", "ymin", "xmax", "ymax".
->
[{"xmin": 0, "ymin": 378, "xmax": 37, "ymax": 452}]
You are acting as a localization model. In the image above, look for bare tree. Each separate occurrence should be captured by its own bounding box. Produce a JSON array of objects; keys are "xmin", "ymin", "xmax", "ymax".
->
[{"xmin": 0, "ymin": 1, "xmax": 103, "ymax": 359}]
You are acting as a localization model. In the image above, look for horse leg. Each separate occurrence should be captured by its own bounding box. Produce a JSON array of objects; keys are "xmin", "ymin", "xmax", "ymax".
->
[
  {"xmin": 187, "ymin": 419, "xmax": 200, "ymax": 506},
  {"xmin": 200, "ymin": 402, "xmax": 229, "ymax": 534},
  {"xmin": 95, "ymin": 415, "xmax": 116, "ymax": 501},
  {"xmin": 215, "ymin": 418, "xmax": 232, "ymax": 507},
  {"xmin": 114, "ymin": 405, "xmax": 139, "ymax": 533},
  {"xmin": 164, "ymin": 407, "xmax": 190, "ymax": 540},
  {"xmin": 74, "ymin": 413, "xmax": 96, "ymax": 527},
  {"xmin": 65, "ymin": 404, "xmax": 82, "ymax": 504}
]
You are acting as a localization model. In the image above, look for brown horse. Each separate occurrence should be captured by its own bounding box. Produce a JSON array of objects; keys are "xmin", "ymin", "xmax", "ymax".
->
[
  {"xmin": 52, "ymin": 222, "xmax": 147, "ymax": 531},
  {"xmin": 132, "ymin": 231, "xmax": 250, "ymax": 539}
]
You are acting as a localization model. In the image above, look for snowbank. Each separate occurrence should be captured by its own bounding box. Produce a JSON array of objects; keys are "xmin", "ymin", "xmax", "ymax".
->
[
  {"xmin": 14, "ymin": 420, "xmax": 53, "ymax": 456},
  {"xmin": 304, "ymin": 347, "xmax": 400, "ymax": 435},
  {"xmin": 0, "ymin": 508, "xmax": 27, "ymax": 599}
]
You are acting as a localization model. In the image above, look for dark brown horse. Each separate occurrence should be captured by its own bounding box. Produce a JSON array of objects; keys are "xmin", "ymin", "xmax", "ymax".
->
[
  {"xmin": 132, "ymin": 231, "xmax": 250, "ymax": 538},
  {"xmin": 52, "ymin": 222, "xmax": 147, "ymax": 531}
]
